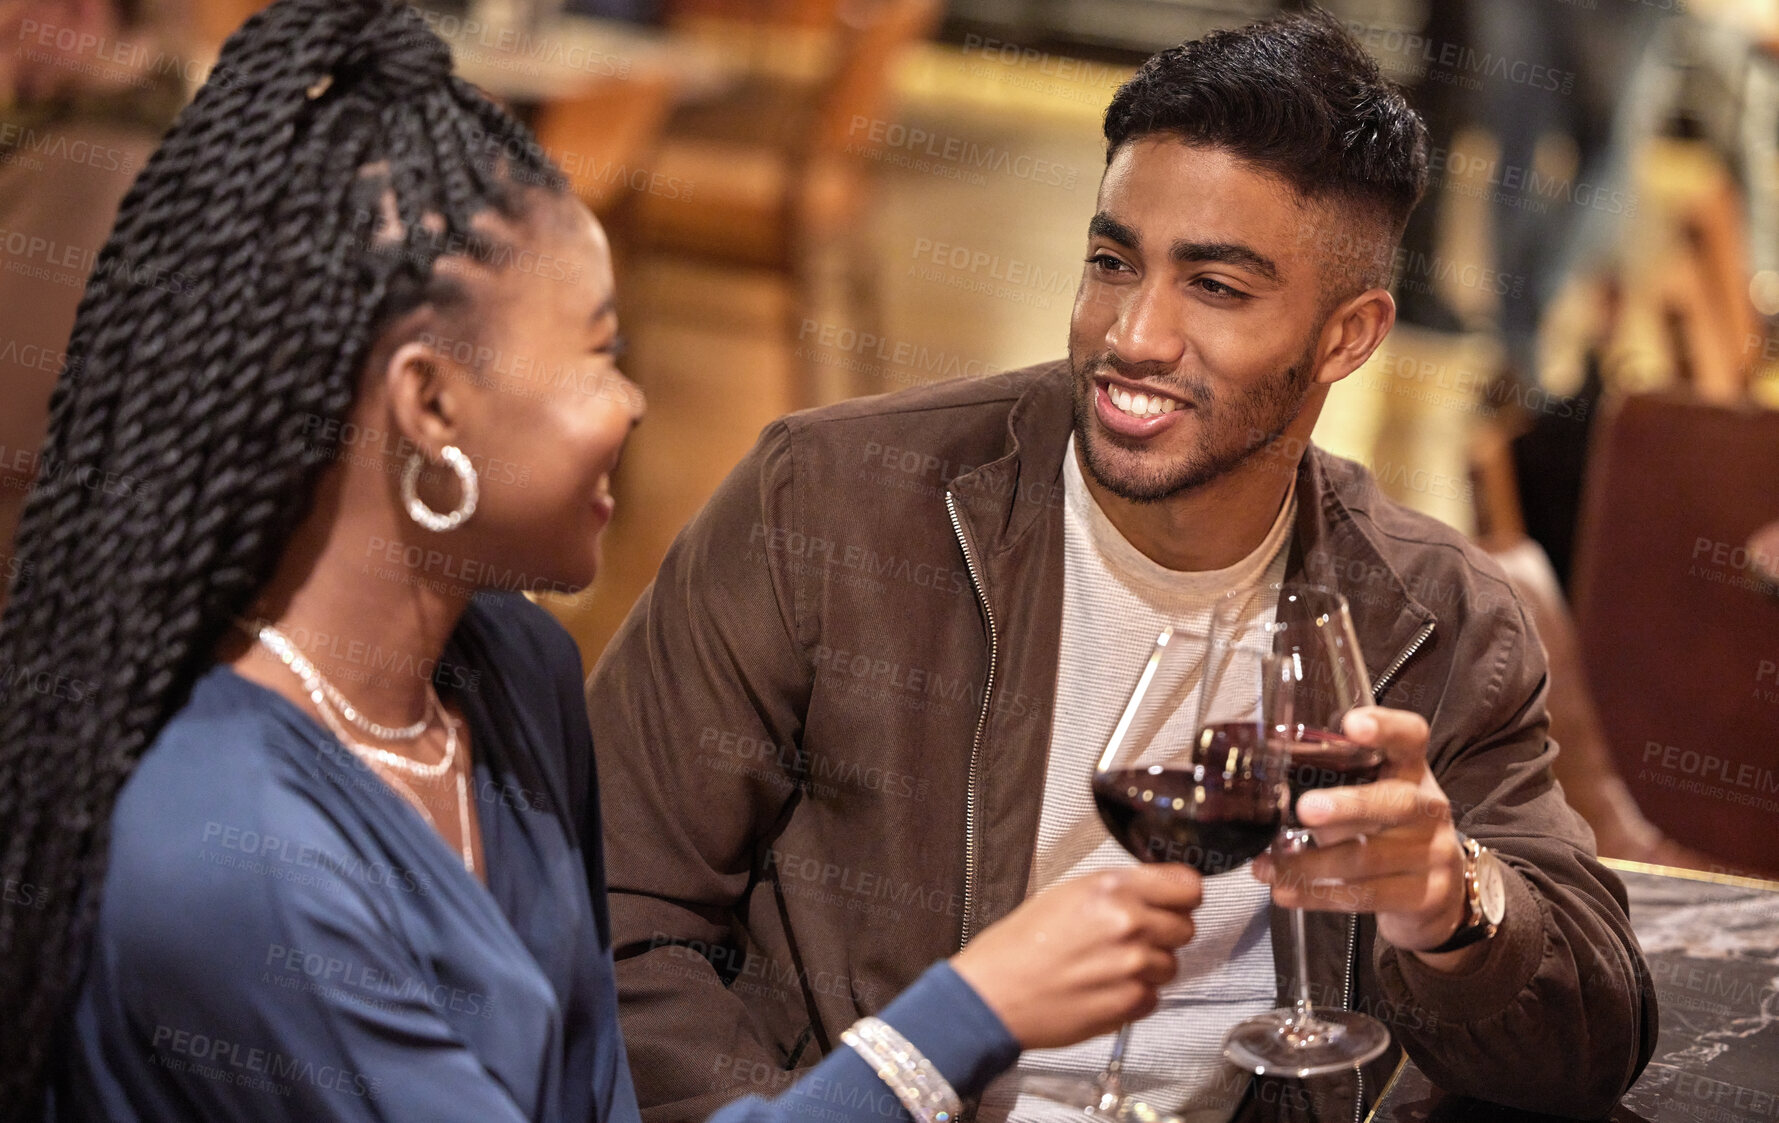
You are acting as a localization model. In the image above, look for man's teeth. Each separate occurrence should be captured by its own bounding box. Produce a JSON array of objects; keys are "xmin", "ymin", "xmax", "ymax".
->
[{"xmin": 1107, "ymin": 384, "xmax": 1181, "ymax": 417}]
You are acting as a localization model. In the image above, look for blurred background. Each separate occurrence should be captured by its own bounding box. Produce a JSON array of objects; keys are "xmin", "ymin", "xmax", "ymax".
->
[{"xmin": 4, "ymin": 0, "xmax": 1776, "ymax": 876}]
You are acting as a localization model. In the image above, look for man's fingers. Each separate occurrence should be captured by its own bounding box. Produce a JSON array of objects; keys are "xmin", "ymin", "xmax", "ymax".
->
[
  {"xmin": 1296, "ymin": 778, "xmax": 1437, "ymax": 833},
  {"xmin": 1342, "ymin": 706, "xmax": 1431, "ymax": 773},
  {"xmin": 1264, "ymin": 868, "xmax": 1441, "ymax": 914},
  {"xmin": 1262, "ymin": 832, "xmax": 1427, "ymax": 887}
]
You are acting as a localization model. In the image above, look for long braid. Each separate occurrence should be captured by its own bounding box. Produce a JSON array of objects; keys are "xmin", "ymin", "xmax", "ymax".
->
[{"xmin": 0, "ymin": 1, "xmax": 564, "ymax": 1109}]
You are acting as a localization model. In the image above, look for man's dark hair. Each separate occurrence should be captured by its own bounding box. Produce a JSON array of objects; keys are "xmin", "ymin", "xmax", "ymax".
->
[{"xmin": 1103, "ymin": 6, "xmax": 1429, "ymax": 293}]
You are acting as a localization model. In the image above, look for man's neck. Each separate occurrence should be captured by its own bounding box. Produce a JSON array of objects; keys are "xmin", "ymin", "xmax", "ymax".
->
[{"xmin": 1075, "ymin": 441, "xmax": 1301, "ymax": 573}]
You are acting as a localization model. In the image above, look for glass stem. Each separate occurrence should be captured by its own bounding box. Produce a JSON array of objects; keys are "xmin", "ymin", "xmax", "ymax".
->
[
  {"xmin": 1100, "ymin": 1022, "xmax": 1133, "ymax": 1101},
  {"xmin": 1289, "ymin": 905, "xmax": 1315, "ymax": 1027}
]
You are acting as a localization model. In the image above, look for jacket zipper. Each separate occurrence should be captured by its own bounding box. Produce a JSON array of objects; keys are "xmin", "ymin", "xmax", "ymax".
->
[
  {"xmin": 1345, "ymin": 913, "xmax": 1363, "ymax": 1123},
  {"xmin": 946, "ymin": 491, "xmax": 998, "ymax": 947},
  {"xmin": 1369, "ymin": 621, "xmax": 1433, "ymax": 700},
  {"xmin": 1344, "ymin": 620, "xmax": 1433, "ymax": 1123}
]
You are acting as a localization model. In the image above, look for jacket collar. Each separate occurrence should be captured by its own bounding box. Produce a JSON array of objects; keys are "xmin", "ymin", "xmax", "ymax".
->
[{"xmin": 945, "ymin": 364, "xmax": 1438, "ymax": 688}]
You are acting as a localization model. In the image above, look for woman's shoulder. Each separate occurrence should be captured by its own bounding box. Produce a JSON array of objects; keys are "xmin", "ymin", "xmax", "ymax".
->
[{"xmin": 104, "ymin": 667, "xmax": 397, "ymax": 932}]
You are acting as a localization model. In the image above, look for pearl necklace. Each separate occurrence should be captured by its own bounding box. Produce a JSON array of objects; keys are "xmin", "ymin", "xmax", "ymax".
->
[{"xmin": 240, "ymin": 619, "xmax": 476, "ymax": 876}]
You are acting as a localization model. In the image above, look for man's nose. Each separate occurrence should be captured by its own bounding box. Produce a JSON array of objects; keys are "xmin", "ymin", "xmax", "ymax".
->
[{"xmin": 1105, "ymin": 281, "xmax": 1186, "ymax": 368}]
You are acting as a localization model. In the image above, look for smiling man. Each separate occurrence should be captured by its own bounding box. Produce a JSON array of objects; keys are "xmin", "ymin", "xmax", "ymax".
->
[{"xmin": 587, "ymin": 11, "xmax": 1656, "ymax": 1122}]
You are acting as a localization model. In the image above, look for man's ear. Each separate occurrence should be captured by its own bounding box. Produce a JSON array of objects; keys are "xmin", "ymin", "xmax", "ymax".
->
[
  {"xmin": 384, "ymin": 338, "xmax": 461, "ymax": 455},
  {"xmin": 1311, "ymin": 287, "xmax": 1396, "ymax": 388}
]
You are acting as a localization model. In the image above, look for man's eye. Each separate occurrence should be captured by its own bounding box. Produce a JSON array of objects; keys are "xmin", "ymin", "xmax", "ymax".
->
[
  {"xmin": 1086, "ymin": 254, "xmax": 1129, "ymax": 274},
  {"xmin": 595, "ymin": 334, "xmax": 628, "ymax": 359},
  {"xmin": 1196, "ymin": 278, "xmax": 1248, "ymax": 299}
]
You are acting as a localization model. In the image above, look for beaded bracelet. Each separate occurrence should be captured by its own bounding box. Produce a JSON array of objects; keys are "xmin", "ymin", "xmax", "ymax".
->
[{"xmin": 840, "ymin": 1016, "xmax": 963, "ymax": 1123}]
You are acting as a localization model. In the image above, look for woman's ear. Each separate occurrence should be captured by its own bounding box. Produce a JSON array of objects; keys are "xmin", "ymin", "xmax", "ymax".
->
[
  {"xmin": 384, "ymin": 338, "xmax": 461, "ymax": 455},
  {"xmin": 1312, "ymin": 288, "xmax": 1396, "ymax": 388}
]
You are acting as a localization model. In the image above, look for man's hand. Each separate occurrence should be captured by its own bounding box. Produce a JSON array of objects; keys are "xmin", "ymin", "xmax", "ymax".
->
[{"xmin": 1251, "ymin": 707, "xmax": 1481, "ymax": 970}]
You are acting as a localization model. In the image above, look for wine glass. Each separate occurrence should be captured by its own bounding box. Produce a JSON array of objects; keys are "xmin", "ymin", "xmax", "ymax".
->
[
  {"xmin": 1217, "ymin": 583, "xmax": 1392, "ymax": 1077},
  {"xmin": 1007, "ymin": 628, "xmax": 1292, "ymax": 1122}
]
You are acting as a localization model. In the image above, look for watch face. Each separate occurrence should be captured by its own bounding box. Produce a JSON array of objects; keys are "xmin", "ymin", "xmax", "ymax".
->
[{"xmin": 1478, "ymin": 853, "xmax": 1508, "ymax": 925}]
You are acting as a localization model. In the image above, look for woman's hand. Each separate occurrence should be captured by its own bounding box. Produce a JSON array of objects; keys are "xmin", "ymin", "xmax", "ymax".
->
[{"xmin": 949, "ymin": 865, "xmax": 1202, "ymax": 1049}]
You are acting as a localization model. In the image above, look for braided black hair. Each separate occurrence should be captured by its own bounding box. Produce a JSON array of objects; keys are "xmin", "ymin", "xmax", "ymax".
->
[{"xmin": 0, "ymin": 0, "xmax": 565, "ymax": 1109}]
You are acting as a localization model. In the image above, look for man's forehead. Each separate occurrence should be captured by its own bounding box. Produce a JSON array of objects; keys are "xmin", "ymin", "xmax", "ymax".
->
[
  {"xmin": 1099, "ymin": 141, "xmax": 1312, "ymax": 250},
  {"xmin": 1096, "ymin": 139, "xmax": 1375, "ymax": 280}
]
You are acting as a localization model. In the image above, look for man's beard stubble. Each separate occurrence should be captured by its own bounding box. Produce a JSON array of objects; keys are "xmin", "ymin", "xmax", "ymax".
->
[{"xmin": 1069, "ymin": 340, "xmax": 1318, "ymax": 504}]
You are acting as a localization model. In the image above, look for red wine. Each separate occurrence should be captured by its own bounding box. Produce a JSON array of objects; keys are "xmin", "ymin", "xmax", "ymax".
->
[
  {"xmin": 1092, "ymin": 764, "xmax": 1281, "ymax": 876},
  {"xmin": 1285, "ymin": 728, "xmax": 1384, "ymax": 793}
]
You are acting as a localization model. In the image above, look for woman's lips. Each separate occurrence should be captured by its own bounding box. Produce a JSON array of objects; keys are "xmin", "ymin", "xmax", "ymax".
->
[
  {"xmin": 1094, "ymin": 380, "xmax": 1189, "ymax": 439},
  {"xmin": 591, "ymin": 477, "xmax": 615, "ymax": 525}
]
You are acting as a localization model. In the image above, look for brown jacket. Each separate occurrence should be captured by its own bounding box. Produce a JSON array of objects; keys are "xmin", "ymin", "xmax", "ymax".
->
[{"xmin": 587, "ymin": 362, "xmax": 1656, "ymax": 1122}]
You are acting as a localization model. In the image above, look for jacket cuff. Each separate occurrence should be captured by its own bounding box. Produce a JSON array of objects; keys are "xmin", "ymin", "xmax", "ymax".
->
[
  {"xmin": 1374, "ymin": 862, "xmax": 1545, "ymax": 1023},
  {"xmin": 869, "ymin": 961, "xmax": 1022, "ymax": 1101}
]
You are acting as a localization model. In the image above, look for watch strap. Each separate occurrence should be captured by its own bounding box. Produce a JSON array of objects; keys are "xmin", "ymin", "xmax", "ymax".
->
[{"xmin": 1424, "ymin": 832, "xmax": 1493, "ymax": 954}]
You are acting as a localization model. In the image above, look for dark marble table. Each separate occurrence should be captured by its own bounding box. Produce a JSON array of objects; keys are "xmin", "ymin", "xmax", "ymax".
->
[{"xmin": 1364, "ymin": 861, "xmax": 1779, "ymax": 1123}]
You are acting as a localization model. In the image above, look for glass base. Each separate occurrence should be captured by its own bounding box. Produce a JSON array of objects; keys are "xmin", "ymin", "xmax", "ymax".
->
[
  {"xmin": 995, "ymin": 1073, "xmax": 1190, "ymax": 1123},
  {"xmin": 1221, "ymin": 1008, "xmax": 1391, "ymax": 1078}
]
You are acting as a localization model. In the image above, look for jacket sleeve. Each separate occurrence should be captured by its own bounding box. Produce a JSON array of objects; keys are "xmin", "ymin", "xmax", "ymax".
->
[
  {"xmin": 707, "ymin": 963, "xmax": 1021, "ymax": 1123},
  {"xmin": 586, "ymin": 419, "xmax": 819, "ymax": 1122},
  {"xmin": 1372, "ymin": 597, "xmax": 1658, "ymax": 1118}
]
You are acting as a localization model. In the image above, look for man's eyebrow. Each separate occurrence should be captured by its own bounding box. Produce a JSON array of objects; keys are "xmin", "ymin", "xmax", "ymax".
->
[
  {"xmin": 1087, "ymin": 213, "xmax": 1139, "ymax": 249},
  {"xmin": 1089, "ymin": 215, "xmax": 1282, "ymax": 285},
  {"xmin": 590, "ymin": 294, "xmax": 617, "ymax": 325},
  {"xmin": 1171, "ymin": 240, "xmax": 1280, "ymax": 284}
]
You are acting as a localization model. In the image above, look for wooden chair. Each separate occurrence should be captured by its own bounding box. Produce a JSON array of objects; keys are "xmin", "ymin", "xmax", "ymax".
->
[
  {"xmin": 1469, "ymin": 428, "xmax": 1745, "ymax": 874},
  {"xmin": 531, "ymin": 70, "xmax": 682, "ymax": 220},
  {"xmin": 1567, "ymin": 392, "xmax": 1779, "ymax": 877},
  {"xmin": 618, "ymin": 0, "xmax": 942, "ymax": 407}
]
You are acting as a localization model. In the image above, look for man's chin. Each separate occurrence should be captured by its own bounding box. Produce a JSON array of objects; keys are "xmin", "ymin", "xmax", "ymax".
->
[{"xmin": 1077, "ymin": 425, "xmax": 1218, "ymax": 504}]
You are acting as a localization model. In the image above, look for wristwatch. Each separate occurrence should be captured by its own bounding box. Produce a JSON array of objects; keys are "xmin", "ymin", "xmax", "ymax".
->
[{"xmin": 1425, "ymin": 832, "xmax": 1507, "ymax": 953}]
